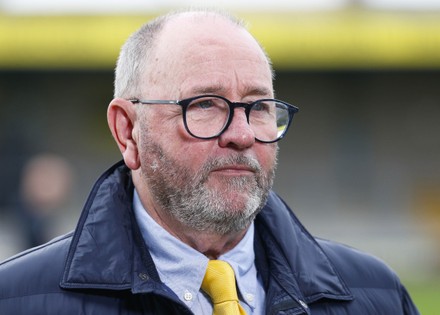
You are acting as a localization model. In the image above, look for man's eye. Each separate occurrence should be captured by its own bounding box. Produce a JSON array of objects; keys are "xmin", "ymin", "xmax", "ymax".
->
[
  {"xmin": 253, "ymin": 102, "xmax": 270, "ymax": 112},
  {"xmin": 194, "ymin": 100, "xmax": 214, "ymax": 109}
]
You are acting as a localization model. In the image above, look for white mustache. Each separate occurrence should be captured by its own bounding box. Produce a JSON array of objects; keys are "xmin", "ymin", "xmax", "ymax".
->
[{"xmin": 203, "ymin": 154, "xmax": 261, "ymax": 174}]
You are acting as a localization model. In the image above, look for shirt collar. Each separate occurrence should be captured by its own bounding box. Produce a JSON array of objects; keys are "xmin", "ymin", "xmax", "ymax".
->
[
  {"xmin": 133, "ymin": 189, "xmax": 258, "ymax": 309},
  {"xmin": 219, "ymin": 222, "xmax": 258, "ymax": 308}
]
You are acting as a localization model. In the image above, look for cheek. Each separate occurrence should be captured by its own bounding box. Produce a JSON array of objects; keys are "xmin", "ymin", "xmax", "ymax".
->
[
  {"xmin": 141, "ymin": 108, "xmax": 187, "ymax": 144},
  {"xmin": 145, "ymin": 109, "xmax": 217, "ymax": 160},
  {"xmin": 159, "ymin": 110, "xmax": 195, "ymax": 144},
  {"xmin": 177, "ymin": 142, "xmax": 212, "ymax": 168},
  {"xmin": 258, "ymin": 143, "xmax": 278, "ymax": 171}
]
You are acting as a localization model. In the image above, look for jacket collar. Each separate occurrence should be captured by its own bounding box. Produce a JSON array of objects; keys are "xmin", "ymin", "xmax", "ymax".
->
[
  {"xmin": 61, "ymin": 161, "xmax": 163, "ymax": 294},
  {"xmin": 61, "ymin": 161, "xmax": 136, "ymax": 290},
  {"xmin": 60, "ymin": 161, "xmax": 352, "ymax": 304},
  {"xmin": 255, "ymin": 192, "xmax": 353, "ymax": 306}
]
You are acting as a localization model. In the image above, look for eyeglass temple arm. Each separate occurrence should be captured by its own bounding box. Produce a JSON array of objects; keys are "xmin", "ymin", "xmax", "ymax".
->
[{"xmin": 129, "ymin": 99, "xmax": 179, "ymax": 105}]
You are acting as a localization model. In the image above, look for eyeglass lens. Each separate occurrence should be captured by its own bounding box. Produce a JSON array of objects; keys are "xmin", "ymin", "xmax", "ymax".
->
[{"xmin": 185, "ymin": 96, "xmax": 290, "ymax": 142}]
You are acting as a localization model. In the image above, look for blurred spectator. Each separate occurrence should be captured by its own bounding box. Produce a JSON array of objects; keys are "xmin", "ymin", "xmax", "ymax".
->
[{"xmin": 16, "ymin": 153, "xmax": 73, "ymax": 248}]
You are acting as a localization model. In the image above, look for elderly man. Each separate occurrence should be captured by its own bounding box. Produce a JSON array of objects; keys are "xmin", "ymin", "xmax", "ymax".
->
[{"xmin": 0, "ymin": 9, "xmax": 419, "ymax": 315}]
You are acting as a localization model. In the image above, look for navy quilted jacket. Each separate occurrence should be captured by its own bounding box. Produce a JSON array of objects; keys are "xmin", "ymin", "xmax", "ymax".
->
[{"xmin": 0, "ymin": 161, "xmax": 420, "ymax": 314}]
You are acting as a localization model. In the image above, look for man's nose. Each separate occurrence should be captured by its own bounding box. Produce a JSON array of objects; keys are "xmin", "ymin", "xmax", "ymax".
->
[{"xmin": 218, "ymin": 108, "xmax": 255, "ymax": 149}]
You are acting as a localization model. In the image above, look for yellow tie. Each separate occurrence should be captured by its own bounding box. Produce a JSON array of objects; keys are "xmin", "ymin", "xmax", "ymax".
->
[{"xmin": 201, "ymin": 260, "xmax": 247, "ymax": 315}]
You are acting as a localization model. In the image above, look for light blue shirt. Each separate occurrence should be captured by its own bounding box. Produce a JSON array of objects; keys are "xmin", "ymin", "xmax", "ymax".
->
[{"xmin": 133, "ymin": 190, "xmax": 265, "ymax": 314}]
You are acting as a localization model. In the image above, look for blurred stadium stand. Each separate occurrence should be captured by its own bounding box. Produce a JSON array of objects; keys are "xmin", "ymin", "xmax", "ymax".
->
[{"xmin": 1, "ymin": 1, "xmax": 439, "ymax": 279}]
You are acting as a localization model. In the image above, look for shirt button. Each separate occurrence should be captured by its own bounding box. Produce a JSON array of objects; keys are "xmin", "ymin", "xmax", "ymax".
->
[
  {"xmin": 245, "ymin": 293, "xmax": 254, "ymax": 302},
  {"xmin": 184, "ymin": 291, "xmax": 193, "ymax": 301}
]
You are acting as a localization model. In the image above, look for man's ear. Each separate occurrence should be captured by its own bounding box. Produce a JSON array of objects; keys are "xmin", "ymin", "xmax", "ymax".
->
[{"xmin": 107, "ymin": 98, "xmax": 140, "ymax": 170}]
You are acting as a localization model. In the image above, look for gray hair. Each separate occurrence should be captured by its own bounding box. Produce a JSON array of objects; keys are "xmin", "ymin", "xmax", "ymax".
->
[
  {"xmin": 113, "ymin": 9, "xmax": 272, "ymax": 99},
  {"xmin": 113, "ymin": 14, "xmax": 168, "ymax": 99}
]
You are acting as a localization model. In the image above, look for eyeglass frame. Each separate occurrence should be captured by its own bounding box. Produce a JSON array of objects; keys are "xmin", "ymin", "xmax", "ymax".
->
[{"xmin": 129, "ymin": 94, "xmax": 299, "ymax": 143}]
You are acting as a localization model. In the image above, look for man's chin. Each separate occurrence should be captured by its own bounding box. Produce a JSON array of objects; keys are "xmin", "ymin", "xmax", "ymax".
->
[
  {"xmin": 202, "ymin": 175, "xmax": 264, "ymax": 213},
  {"xmin": 207, "ymin": 173, "xmax": 257, "ymax": 189},
  {"xmin": 214, "ymin": 189, "xmax": 261, "ymax": 215}
]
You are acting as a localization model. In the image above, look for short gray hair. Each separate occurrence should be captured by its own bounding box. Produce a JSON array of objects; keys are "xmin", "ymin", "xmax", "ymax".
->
[
  {"xmin": 113, "ymin": 9, "xmax": 272, "ymax": 99},
  {"xmin": 113, "ymin": 14, "xmax": 168, "ymax": 99}
]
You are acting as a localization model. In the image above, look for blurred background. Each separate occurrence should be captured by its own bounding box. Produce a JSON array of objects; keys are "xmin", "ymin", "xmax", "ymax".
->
[{"xmin": 0, "ymin": 0, "xmax": 439, "ymax": 312}]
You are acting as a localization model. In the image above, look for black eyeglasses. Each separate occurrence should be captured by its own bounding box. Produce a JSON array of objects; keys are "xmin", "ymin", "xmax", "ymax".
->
[{"xmin": 129, "ymin": 94, "xmax": 299, "ymax": 143}]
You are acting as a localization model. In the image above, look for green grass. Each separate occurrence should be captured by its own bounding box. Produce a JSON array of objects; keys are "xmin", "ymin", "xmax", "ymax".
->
[{"xmin": 405, "ymin": 278, "xmax": 440, "ymax": 315}]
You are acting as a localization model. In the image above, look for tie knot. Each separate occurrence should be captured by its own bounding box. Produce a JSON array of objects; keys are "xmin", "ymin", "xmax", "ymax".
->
[{"xmin": 202, "ymin": 260, "xmax": 239, "ymax": 304}]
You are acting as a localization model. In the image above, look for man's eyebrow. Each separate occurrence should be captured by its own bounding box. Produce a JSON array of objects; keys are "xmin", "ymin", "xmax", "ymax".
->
[
  {"xmin": 245, "ymin": 87, "xmax": 273, "ymax": 97},
  {"xmin": 189, "ymin": 84, "xmax": 226, "ymax": 96},
  {"xmin": 188, "ymin": 85, "xmax": 273, "ymax": 98}
]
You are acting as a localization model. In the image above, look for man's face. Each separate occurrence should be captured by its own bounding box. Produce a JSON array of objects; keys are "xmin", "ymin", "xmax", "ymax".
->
[{"xmin": 135, "ymin": 15, "xmax": 278, "ymax": 234}]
